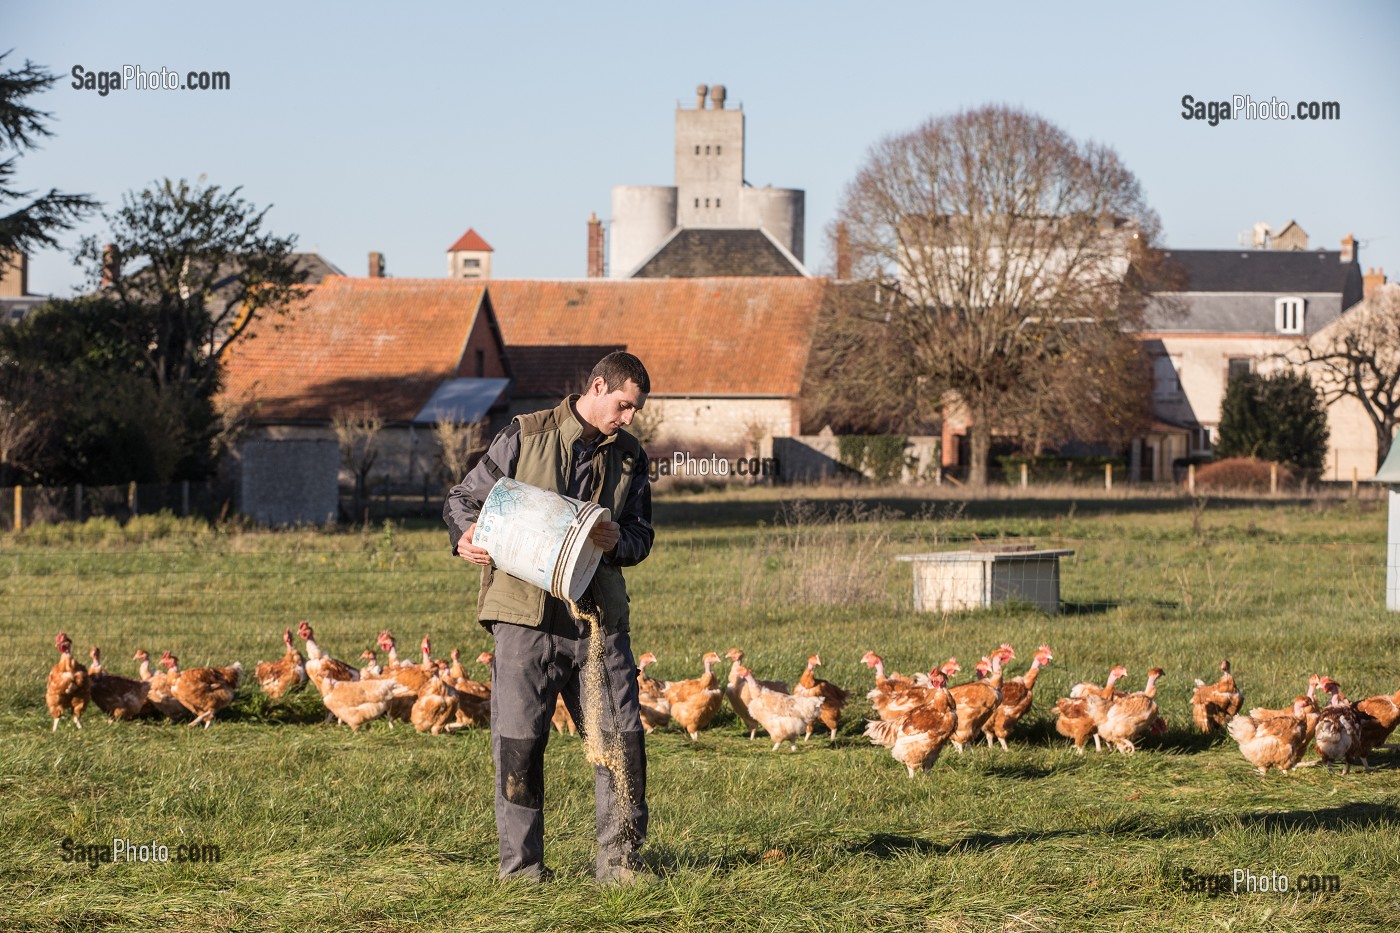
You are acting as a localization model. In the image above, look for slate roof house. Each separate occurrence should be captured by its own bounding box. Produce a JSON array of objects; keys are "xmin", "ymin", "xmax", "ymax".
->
[
  {"xmin": 1302, "ymin": 278, "xmax": 1394, "ymax": 478},
  {"xmin": 1138, "ymin": 229, "xmax": 1365, "ymax": 481}
]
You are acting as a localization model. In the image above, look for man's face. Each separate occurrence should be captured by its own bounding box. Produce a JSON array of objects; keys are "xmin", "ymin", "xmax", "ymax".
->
[{"xmin": 585, "ymin": 377, "xmax": 646, "ymax": 435}]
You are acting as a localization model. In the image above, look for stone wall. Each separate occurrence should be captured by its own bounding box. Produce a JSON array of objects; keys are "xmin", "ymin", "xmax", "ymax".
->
[{"xmin": 238, "ymin": 439, "xmax": 339, "ymax": 525}]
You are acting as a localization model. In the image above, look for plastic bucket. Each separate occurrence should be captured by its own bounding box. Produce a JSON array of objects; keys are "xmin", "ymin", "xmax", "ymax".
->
[{"xmin": 471, "ymin": 477, "xmax": 611, "ymax": 601}]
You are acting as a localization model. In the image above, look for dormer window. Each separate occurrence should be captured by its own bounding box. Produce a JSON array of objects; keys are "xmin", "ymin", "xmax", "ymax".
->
[{"xmin": 1275, "ymin": 296, "xmax": 1305, "ymax": 334}]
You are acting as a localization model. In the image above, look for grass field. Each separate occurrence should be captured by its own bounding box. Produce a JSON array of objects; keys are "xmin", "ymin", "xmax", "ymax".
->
[{"xmin": 1, "ymin": 489, "xmax": 1396, "ymax": 931}]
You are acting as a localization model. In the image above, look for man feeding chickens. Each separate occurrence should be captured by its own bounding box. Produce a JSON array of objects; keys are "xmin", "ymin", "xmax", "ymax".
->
[{"xmin": 444, "ymin": 351, "xmax": 654, "ymax": 885}]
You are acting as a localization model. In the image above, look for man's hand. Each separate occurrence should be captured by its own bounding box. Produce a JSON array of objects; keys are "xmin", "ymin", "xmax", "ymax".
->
[
  {"xmin": 456, "ymin": 522, "xmax": 493, "ymax": 566},
  {"xmin": 588, "ymin": 520, "xmax": 620, "ymax": 553}
]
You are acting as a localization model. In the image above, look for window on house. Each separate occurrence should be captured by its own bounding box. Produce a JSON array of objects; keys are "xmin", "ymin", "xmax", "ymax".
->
[
  {"xmin": 716, "ymin": 145, "xmax": 722, "ymax": 155},
  {"xmin": 1275, "ymin": 296, "xmax": 1305, "ymax": 334},
  {"xmin": 704, "ymin": 198, "xmax": 710, "ymax": 207},
  {"xmin": 1152, "ymin": 355, "xmax": 1182, "ymax": 401},
  {"xmin": 694, "ymin": 145, "xmax": 700, "ymax": 155},
  {"xmin": 715, "ymin": 198, "xmax": 721, "ymax": 208},
  {"xmin": 705, "ymin": 145, "xmax": 711, "ymax": 155},
  {"xmin": 475, "ymin": 349, "xmax": 485, "ymax": 378},
  {"xmin": 1193, "ymin": 427, "xmax": 1213, "ymax": 454},
  {"xmin": 1227, "ymin": 358, "xmax": 1253, "ymax": 382},
  {"xmin": 463, "ymin": 258, "xmax": 480, "ymax": 268},
  {"xmin": 694, "ymin": 198, "xmax": 699, "ymax": 208}
]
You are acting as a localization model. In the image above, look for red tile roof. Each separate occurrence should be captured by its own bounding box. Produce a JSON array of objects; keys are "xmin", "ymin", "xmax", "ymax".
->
[
  {"xmin": 221, "ymin": 277, "xmax": 829, "ymax": 423},
  {"xmin": 221, "ymin": 278, "xmax": 492, "ymax": 422},
  {"xmin": 447, "ymin": 228, "xmax": 493, "ymax": 253},
  {"xmin": 485, "ymin": 278, "xmax": 827, "ymax": 398}
]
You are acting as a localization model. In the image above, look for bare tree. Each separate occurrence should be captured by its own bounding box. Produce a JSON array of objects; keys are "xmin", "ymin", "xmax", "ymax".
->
[
  {"xmin": 1290, "ymin": 283, "xmax": 1400, "ymax": 469},
  {"xmin": 333, "ymin": 405, "xmax": 383, "ymax": 520},
  {"xmin": 627, "ymin": 405, "xmax": 666, "ymax": 448},
  {"xmin": 433, "ymin": 416, "xmax": 485, "ymax": 488},
  {"xmin": 801, "ymin": 282, "xmax": 930, "ymax": 434},
  {"xmin": 831, "ymin": 105, "xmax": 1168, "ymax": 484},
  {"xmin": 1000, "ymin": 325, "xmax": 1154, "ymax": 455}
]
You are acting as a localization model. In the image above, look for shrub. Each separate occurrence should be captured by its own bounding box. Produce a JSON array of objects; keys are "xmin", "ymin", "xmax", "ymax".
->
[
  {"xmin": 837, "ymin": 435, "xmax": 908, "ymax": 483},
  {"xmin": 1194, "ymin": 457, "xmax": 1295, "ymax": 492}
]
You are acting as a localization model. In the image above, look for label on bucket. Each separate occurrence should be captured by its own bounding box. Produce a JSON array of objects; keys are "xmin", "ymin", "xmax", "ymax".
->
[{"xmin": 472, "ymin": 478, "xmax": 611, "ymax": 601}]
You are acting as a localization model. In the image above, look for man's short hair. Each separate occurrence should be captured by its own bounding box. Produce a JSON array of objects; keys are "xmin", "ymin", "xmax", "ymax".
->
[{"xmin": 589, "ymin": 351, "xmax": 650, "ymax": 394}]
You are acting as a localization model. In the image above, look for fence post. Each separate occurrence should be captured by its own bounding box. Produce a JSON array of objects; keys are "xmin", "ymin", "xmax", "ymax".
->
[
  {"xmin": 1353, "ymin": 466, "xmax": 1359, "ymax": 498},
  {"xmin": 13, "ymin": 485, "xmax": 21, "ymax": 532},
  {"xmin": 1104, "ymin": 463, "xmax": 1113, "ymax": 491},
  {"xmin": 128, "ymin": 481, "xmax": 137, "ymax": 515},
  {"xmin": 1020, "ymin": 462, "xmax": 1028, "ymax": 489},
  {"xmin": 1270, "ymin": 463, "xmax": 1278, "ymax": 495},
  {"xmin": 75, "ymin": 483, "xmax": 83, "ymax": 523},
  {"xmin": 181, "ymin": 480, "xmax": 190, "ymax": 516},
  {"xmin": 1188, "ymin": 463, "xmax": 1196, "ymax": 495}
]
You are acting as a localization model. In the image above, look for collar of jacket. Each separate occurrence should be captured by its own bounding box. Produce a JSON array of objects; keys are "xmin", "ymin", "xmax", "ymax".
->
[{"xmin": 555, "ymin": 394, "xmax": 622, "ymax": 451}]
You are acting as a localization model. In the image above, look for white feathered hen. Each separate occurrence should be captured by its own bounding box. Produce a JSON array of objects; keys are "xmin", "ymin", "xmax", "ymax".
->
[{"xmin": 737, "ymin": 665, "xmax": 824, "ymax": 751}]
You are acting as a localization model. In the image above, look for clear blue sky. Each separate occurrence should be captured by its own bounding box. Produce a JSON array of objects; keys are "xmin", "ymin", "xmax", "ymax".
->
[{"xmin": 10, "ymin": 0, "xmax": 1400, "ymax": 294}]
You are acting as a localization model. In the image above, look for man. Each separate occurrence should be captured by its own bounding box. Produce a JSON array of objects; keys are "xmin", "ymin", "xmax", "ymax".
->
[{"xmin": 444, "ymin": 350, "xmax": 654, "ymax": 884}]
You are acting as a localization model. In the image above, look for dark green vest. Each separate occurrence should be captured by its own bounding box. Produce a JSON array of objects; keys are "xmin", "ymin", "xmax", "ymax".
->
[{"xmin": 476, "ymin": 396, "xmax": 641, "ymax": 633}]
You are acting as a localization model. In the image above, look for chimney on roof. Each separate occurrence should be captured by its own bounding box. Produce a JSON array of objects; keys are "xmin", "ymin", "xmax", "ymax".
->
[
  {"xmin": 0, "ymin": 249, "xmax": 28, "ymax": 298},
  {"xmin": 1365, "ymin": 267, "xmax": 1388, "ymax": 300},
  {"xmin": 710, "ymin": 84, "xmax": 726, "ymax": 110},
  {"xmin": 368, "ymin": 251, "xmax": 385, "ymax": 278},
  {"xmin": 696, "ymin": 83, "xmax": 708, "ymax": 109},
  {"xmin": 587, "ymin": 212, "xmax": 605, "ymax": 278},
  {"xmin": 101, "ymin": 244, "xmax": 121, "ymax": 287},
  {"xmin": 834, "ymin": 222, "xmax": 852, "ymax": 280},
  {"xmin": 1341, "ymin": 234, "xmax": 1356, "ymax": 264}
]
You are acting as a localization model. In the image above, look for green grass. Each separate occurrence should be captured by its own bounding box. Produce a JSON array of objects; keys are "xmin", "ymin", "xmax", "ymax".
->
[{"xmin": 1, "ymin": 492, "xmax": 1397, "ymax": 931}]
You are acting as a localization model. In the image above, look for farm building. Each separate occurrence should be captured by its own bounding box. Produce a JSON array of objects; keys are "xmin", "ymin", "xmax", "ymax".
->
[{"xmin": 219, "ymin": 275, "xmax": 830, "ymax": 518}]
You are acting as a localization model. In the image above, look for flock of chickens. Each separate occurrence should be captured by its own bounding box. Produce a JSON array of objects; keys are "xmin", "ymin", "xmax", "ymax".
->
[
  {"xmin": 43, "ymin": 624, "xmax": 492, "ymax": 735},
  {"xmin": 44, "ymin": 630, "xmax": 1400, "ymax": 777}
]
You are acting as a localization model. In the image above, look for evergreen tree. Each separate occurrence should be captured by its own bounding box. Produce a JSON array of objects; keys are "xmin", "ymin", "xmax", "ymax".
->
[{"xmin": 1216, "ymin": 369, "xmax": 1329, "ymax": 478}]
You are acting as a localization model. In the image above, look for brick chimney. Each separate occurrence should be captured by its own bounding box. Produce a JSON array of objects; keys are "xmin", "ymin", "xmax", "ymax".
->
[
  {"xmin": 1341, "ymin": 233, "xmax": 1356, "ymax": 264},
  {"xmin": 0, "ymin": 250, "xmax": 27, "ymax": 298},
  {"xmin": 101, "ymin": 244, "xmax": 121, "ymax": 286},
  {"xmin": 1365, "ymin": 267, "xmax": 1388, "ymax": 300},
  {"xmin": 587, "ymin": 213, "xmax": 605, "ymax": 278},
  {"xmin": 368, "ymin": 251, "xmax": 385, "ymax": 278},
  {"xmin": 834, "ymin": 222, "xmax": 852, "ymax": 280}
]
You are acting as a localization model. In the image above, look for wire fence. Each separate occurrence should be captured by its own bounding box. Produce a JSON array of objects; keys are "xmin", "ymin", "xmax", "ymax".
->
[
  {"xmin": 0, "ymin": 482, "xmax": 471, "ymax": 531},
  {"xmin": 0, "ymin": 482, "xmax": 229, "ymax": 529}
]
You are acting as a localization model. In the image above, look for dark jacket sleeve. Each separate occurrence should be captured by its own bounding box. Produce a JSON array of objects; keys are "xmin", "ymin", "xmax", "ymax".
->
[
  {"xmin": 606, "ymin": 447, "xmax": 653, "ymax": 567},
  {"xmin": 443, "ymin": 423, "xmax": 520, "ymax": 555}
]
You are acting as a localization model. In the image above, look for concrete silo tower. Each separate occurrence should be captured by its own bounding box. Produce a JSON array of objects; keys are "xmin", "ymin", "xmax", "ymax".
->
[{"xmin": 607, "ymin": 84, "xmax": 807, "ymax": 278}]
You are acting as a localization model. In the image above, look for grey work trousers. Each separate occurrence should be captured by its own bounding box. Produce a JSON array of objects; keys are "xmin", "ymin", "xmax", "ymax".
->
[{"xmin": 489, "ymin": 598, "xmax": 648, "ymax": 880}]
